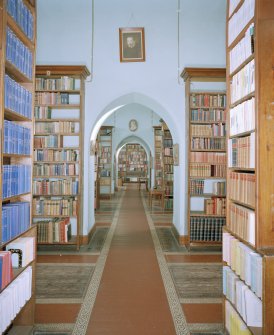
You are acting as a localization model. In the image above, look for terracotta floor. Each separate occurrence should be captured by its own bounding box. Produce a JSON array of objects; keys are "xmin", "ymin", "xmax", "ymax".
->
[{"xmin": 35, "ymin": 186, "xmax": 223, "ymax": 335}]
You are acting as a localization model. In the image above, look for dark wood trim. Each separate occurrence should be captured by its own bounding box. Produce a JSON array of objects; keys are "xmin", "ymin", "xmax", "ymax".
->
[
  {"xmin": 36, "ymin": 65, "xmax": 90, "ymax": 79},
  {"xmin": 181, "ymin": 67, "xmax": 226, "ymax": 82}
]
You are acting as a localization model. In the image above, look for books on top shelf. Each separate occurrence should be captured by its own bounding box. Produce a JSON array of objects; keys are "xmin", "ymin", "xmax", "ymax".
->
[
  {"xmin": 190, "ymin": 93, "xmax": 226, "ymax": 108},
  {"xmin": 0, "ymin": 251, "xmax": 13, "ymax": 290},
  {"xmin": 229, "ymin": 98, "xmax": 255, "ymax": 136},
  {"xmin": 4, "ymin": 74, "xmax": 33, "ymax": 118},
  {"xmin": 35, "ymin": 76, "xmax": 80, "ymax": 91},
  {"xmin": 230, "ymin": 59, "xmax": 255, "ymax": 104},
  {"xmin": 6, "ymin": 27, "xmax": 33, "ymax": 79},
  {"xmin": 228, "ymin": 0, "xmax": 255, "ymax": 46},
  {"xmin": 6, "ymin": 237, "xmax": 35, "ymax": 268},
  {"xmin": 0, "ymin": 266, "xmax": 32, "ymax": 334},
  {"xmin": 7, "ymin": 0, "xmax": 34, "ymax": 41},
  {"xmin": 2, "ymin": 202, "xmax": 30, "ymax": 244},
  {"xmin": 228, "ymin": 133, "xmax": 255, "ymax": 168}
]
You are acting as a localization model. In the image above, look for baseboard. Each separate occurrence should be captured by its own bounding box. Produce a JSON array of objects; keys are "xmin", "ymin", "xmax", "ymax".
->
[
  {"xmin": 170, "ymin": 224, "xmax": 189, "ymax": 246},
  {"xmin": 79, "ymin": 225, "xmax": 96, "ymax": 245}
]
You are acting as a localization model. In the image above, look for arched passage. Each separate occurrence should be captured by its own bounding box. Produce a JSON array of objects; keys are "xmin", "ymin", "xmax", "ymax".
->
[{"xmin": 85, "ymin": 92, "xmax": 187, "ymax": 241}]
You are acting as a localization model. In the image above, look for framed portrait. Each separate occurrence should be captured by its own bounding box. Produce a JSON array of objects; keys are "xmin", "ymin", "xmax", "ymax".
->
[{"xmin": 119, "ymin": 27, "xmax": 145, "ymax": 63}]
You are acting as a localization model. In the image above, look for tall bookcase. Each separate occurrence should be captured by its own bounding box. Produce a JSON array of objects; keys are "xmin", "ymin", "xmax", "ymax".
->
[
  {"xmin": 154, "ymin": 126, "xmax": 163, "ymax": 189},
  {"xmin": 33, "ymin": 65, "xmax": 90, "ymax": 249},
  {"xmin": 223, "ymin": 0, "xmax": 274, "ymax": 334},
  {"xmin": 0, "ymin": 0, "xmax": 37, "ymax": 333},
  {"xmin": 181, "ymin": 68, "xmax": 227, "ymax": 247},
  {"xmin": 94, "ymin": 139, "xmax": 100, "ymax": 210},
  {"xmin": 161, "ymin": 122, "xmax": 174, "ymax": 210},
  {"xmin": 98, "ymin": 126, "xmax": 113, "ymax": 199}
]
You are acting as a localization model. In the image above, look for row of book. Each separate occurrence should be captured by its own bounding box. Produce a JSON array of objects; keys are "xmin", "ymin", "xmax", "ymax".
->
[
  {"xmin": 35, "ymin": 121, "xmax": 80, "ymax": 134},
  {"xmin": 224, "ymin": 274, "xmax": 261, "ymax": 329},
  {"xmin": 228, "ymin": 0, "xmax": 255, "ymax": 46},
  {"xmin": 164, "ymin": 147, "xmax": 173, "ymax": 156},
  {"xmin": 7, "ymin": 0, "xmax": 34, "ymax": 41},
  {"xmin": 33, "ymin": 197, "xmax": 77, "ymax": 216},
  {"xmin": 34, "ymin": 149, "xmax": 79, "ymax": 162},
  {"xmin": 189, "ymin": 164, "xmax": 226, "ymax": 178},
  {"xmin": 228, "ymin": 0, "xmax": 242, "ymax": 17},
  {"xmin": 228, "ymin": 202, "xmax": 255, "ymax": 245},
  {"xmin": 2, "ymin": 165, "xmax": 31, "ymax": 199},
  {"xmin": 34, "ymin": 135, "xmax": 58, "ymax": 148},
  {"xmin": 228, "ymin": 133, "xmax": 255, "ymax": 168},
  {"xmin": 190, "ymin": 152, "xmax": 226, "ymax": 164},
  {"xmin": 35, "ymin": 92, "xmax": 80, "ymax": 105},
  {"xmin": 191, "ymin": 109, "xmax": 226, "ymax": 123},
  {"xmin": 164, "ymin": 156, "xmax": 173, "ymax": 164},
  {"xmin": 190, "ymin": 93, "xmax": 226, "ymax": 108},
  {"xmin": 164, "ymin": 173, "xmax": 174, "ymax": 181},
  {"xmin": 36, "ymin": 218, "xmax": 71, "ymax": 243},
  {"xmin": 34, "ymin": 106, "xmax": 52, "ymax": 119},
  {"xmin": 164, "ymin": 185, "xmax": 173, "ymax": 196},
  {"xmin": 223, "ymin": 232, "xmax": 262, "ymax": 298},
  {"xmin": 33, "ymin": 163, "xmax": 79, "ymax": 176},
  {"xmin": 164, "ymin": 165, "xmax": 173, "ymax": 173},
  {"xmin": 100, "ymin": 170, "xmax": 111, "ymax": 177},
  {"xmin": 35, "ymin": 76, "xmax": 80, "ymax": 91},
  {"xmin": 163, "ymin": 139, "xmax": 173, "ymax": 148},
  {"xmin": 4, "ymin": 120, "xmax": 31, "ymax": 155},
  {"xmin": 191, "ymin": 137, "xmax": 226, "ymax": 150},
  {"xmin": 6, "ymin": 27, "xmax": 33, "ymax": 79},
  {"xmin": 229, "ymin": 23, "xmax": 254, "ymax": 75},
  {"xmin": 0, "ymin": 266, "xmax": 32, "ymax": 334},
  {"xmin": 225, "ymin": 300, "xmax": 252, "ymax": 335},
  {"xmin": 4, "ymin": 74, "xmax": 32, "ymax": 118},
  {"xmin": 164, "ymin": 198, "xmax": 173, "ymax": 210},
  {"xmin": 189, "ymin": 180, "xmax": 226, "ymax": 196},
  {"xmin": 191, "ymin": 124, "xmax": 226, "ymax": 137},
  {"xmin": 230, "ymin": 59, "xmax": 255, "ymax": 104},
  {"xmin": 229, "ymin": 98, "xmax": 255, "ymax": 136},
  {"xmin": 0, "ymin": 252, "xmax": 13, "ymax": 290},
  {"xmin": 6, "ymin": 237, "xmax": 35, "ymax": 268},
  {"xmin": 99, "ymin": 146, "xmax": 111, "ymax": 152},
  {"xmin": 204, "ymin": 197, "xmax": 226, "ymax": 216},
  {"xmin": 33, "ymin": 179, "xmax": 79, "ymax": 196},
  {"xmin": 190, "ymin": 217, "xmax": 225, "ymax": 241},
  {"xmin": 228, "ymin": 172, "xmax": 255, "ymax": 207},
  {"xmin": 2, "ymin": 202, "xmax": 30, "ymax": 244}
]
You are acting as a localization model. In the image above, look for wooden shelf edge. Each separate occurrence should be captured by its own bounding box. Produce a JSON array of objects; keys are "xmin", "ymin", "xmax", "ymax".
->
[
  {"xmin": 181, "ymin": 67, "xmax": 226, "ymax": 81},
  {"xmin": 36, "ymin": 65, "xmax": 91, "ymax": 79}
]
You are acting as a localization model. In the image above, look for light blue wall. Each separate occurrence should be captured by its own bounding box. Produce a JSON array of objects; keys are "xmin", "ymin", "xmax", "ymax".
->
[{"xmin": 37, "ymin": 0, "xmax": 226, "ymax": 236}]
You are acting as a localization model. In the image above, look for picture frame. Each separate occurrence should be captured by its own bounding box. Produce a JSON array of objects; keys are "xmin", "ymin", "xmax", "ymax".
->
[{"xmin": 119, "ymin": 27, "xmax": 146, "ymax": 63}]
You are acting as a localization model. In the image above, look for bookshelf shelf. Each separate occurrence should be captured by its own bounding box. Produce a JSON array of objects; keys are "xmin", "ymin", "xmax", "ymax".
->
[
  {"xmin": 182, "ymin": 67, "xmax": 227, "ymax": 248},
  {"xmin": 4, "ymin": 108, "xmax": 33, "ymax": 121},
  {"xmin": 5, "ymin": 60, "xmax": 32, "ymax": 83},
  {"xmin": 224, "ymin": 1, "xmax": 274, "ymax": 333},
  {"xmin": 3, "ymin": 192, "xmax": 31, "ymax": 202},
  {"xmin": 34, "ymin": 65, "xmax": 90, "ymax": 249}
]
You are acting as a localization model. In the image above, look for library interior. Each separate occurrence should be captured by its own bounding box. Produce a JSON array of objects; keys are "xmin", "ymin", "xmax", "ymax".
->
[{"xmin": 0, "ymin": 0, "xmax": 274, "ymax": 334}]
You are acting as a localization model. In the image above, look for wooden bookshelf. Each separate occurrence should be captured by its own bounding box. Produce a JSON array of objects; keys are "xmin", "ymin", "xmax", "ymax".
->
[
  {"xmin": 98, "ymin": 126, "xmax": 113, "ymax": 199},
  {"xmin": 181, "ymin": 67, "xmax": 227, "ymax": 247},
  {"xmin": 94, "ymin": 139, "xmax": 100, "ymax": 209},
  {"xmin": 161, "ymin": 122, "xmax": 174, "ymax": 210},
  {"xmin": 223, "ymin": 0, "xmax": 274, "ymax": 334},
  {"xmin": 153, "ymin": 126, "xmax": 163, "ymax": 189},
  {"xmin": 0, "ymin": 0, "xmax": 37, "ymax": 333},
  {"xmin": 33, "ymin": 65, "xmax": 90, "ymax": 249}
]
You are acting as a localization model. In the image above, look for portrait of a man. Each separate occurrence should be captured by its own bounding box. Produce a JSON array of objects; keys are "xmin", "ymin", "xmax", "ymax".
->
[{"xmin": 119, "ymin": 27, "xmax": 145, "ymax": 62}]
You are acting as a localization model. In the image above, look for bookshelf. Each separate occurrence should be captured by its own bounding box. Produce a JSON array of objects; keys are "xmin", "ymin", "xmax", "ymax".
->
[
  {"xmin": 98, "ymin": 126, "xmax": 113, "ymax": 199},
  {"xmin": 33, "ymin": 65, "xmax": 90, "ymax": 249},
  {"xmin": 161, "ymin": 122, "xmax": 174, "ymax": 210},
  {"xmin": 118, "ymin": 145, "xmax": 126, "ymax": 184},
  {"xmin": 181, "ymin": 67, "xmax": 227, "ymax": 247},
  {"xmin": 153, "ymin": 126, "xmax": 163, "ymax": 189},
  {"xmin": 223, "ymin": 0, "xmax": 274, "ymax": 334},
  {"xmin": 0, "ymin": 0, "xmax": 37, "ymax": 333},
  {"xmin": 94, "ymin": 139, "xmax": 100, "ymax": 210}
]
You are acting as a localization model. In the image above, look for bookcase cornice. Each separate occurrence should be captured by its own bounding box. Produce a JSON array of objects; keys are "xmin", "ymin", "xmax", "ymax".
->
[
  {"xmin": 181, "ymin": 67, "xmax": 226, "ymax": 82},
  {"xmin": 36, "ymin": 65, "xmax": 91, "ymax": 79}
]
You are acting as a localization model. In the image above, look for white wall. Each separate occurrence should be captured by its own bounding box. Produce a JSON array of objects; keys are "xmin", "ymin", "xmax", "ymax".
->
[{"xmin": 37, "ymin": 0, "xmax": 226, "ymax": 237}]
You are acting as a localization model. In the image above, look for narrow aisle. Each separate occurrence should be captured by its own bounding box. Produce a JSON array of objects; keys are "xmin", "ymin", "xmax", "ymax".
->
[{"xmin": 85, "ymin": 186, "xmax": 177, "ymax": 334}]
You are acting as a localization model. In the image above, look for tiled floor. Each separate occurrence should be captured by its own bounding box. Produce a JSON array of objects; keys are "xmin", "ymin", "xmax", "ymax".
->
[{"xmin": 35, "ymin": 185, "xmax": 223, "ymax": 335}]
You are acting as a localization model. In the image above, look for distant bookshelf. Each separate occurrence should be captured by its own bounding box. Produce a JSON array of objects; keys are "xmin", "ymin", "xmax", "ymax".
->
[
  {"xmin": 153, "ymin": 126, "xmax": 163, "ymax": 189},
  {"xmin": 33, "ymin": 65, "xmax": 90, "ymax": 249},
  {"xmin": 181, "ymin": 67, "xmax": 227, "ymax": 247}
]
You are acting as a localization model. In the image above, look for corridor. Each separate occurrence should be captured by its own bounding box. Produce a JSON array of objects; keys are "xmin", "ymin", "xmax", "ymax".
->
[{"xmin": 35, "ymin": 186, "xmax": 223, "ymax": 335}]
